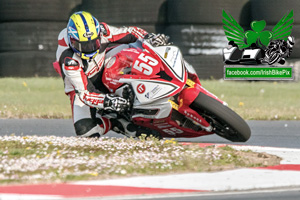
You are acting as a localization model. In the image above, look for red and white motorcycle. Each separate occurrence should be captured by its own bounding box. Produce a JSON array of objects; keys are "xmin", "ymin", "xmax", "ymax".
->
[{"xmin": 102, "ymin": 40, "xmax": 251, "ymax": 142}]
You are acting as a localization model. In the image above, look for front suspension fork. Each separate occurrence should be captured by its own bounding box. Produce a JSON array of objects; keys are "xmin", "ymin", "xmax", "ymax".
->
[{"xmin": 168, "ymin": 79, "xmax": 213, "ymax": 132}]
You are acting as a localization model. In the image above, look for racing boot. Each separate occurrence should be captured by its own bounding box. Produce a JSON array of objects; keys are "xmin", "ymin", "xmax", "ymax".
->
[{"xmin": 111, "ymin": 118, "xmax": 162, "ymax": 139}]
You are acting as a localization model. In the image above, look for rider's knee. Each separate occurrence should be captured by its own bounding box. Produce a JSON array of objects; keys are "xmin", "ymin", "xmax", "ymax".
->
[{"xmin": 74, "ymin": 118, "xmax": 105, "ymax": 137}]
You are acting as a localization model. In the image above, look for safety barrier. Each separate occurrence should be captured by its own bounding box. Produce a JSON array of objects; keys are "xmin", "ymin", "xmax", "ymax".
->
[{"xmin": 0, "ymin": 0, "xmax": 298, "ymax": 78}]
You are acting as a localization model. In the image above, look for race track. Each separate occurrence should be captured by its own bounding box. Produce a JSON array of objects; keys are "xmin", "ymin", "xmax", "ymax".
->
[
  {"xmin": 0, "ymin": 119, "xmax": 299, "ymax": 148},
  {"xmin": 0, "ymin": 119, "xmax": 300, "ymax": 200}
]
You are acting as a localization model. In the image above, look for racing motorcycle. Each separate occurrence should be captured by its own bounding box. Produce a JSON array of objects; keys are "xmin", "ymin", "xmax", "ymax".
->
[
  {"xmin": 102, "ymin": 40, "xmax": 251, "ymax": 142},
  {"xmin": 262, "ymin": 36, "xmax": 295, "ymax": 65}
]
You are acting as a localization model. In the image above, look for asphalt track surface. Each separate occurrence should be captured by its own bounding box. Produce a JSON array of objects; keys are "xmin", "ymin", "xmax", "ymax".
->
[
  {"xmin": 0, "ymin": 119, "xmax": 300, "ymax": 200},
  {"xmin": 114, "ymin": 189, "xmax": 300, "ymax": 200},
  {"xmin": 0, "ymin": 119, "xmax": 299, "ymax": 148}
]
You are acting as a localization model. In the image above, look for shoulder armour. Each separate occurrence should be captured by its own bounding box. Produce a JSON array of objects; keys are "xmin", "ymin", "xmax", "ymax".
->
[
  {"xmin": 64, "ymin": 57, "xmax": 80, "ymax": 71},
  {"xmin": 100, "ymin": 22, "xmax": 110, "ymax": 36},
  {"xmin": 64, "ymin": 57, "xmax": 79, "ymax": 66}
]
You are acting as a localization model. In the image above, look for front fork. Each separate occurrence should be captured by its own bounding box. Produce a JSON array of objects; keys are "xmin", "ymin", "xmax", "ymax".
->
[{"xmin": 169, "ymin": 79, "xmax": 224, "ymax": 132}]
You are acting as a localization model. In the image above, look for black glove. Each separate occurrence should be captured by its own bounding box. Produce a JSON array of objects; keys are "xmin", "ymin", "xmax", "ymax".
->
[
  {"xmin": 146, "ymin": 33, "xmax": 170, "ymax": 47},
  {"xmin": 103, "ymin": 94, "xmax": 129, "ymax": 113}
]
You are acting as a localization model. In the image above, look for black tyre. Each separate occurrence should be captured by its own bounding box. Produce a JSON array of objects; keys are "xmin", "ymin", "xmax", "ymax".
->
[{"xmin": 190, "ymin": 92, "xmax": 251, "ymax": 142}]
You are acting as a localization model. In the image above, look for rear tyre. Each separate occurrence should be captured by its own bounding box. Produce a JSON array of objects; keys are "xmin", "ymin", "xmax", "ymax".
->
[{"xmin": 190, "ymin": 93, "xmax": 251, "ymax": 142}]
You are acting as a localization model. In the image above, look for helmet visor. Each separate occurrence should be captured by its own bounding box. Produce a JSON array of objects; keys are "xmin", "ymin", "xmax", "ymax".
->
[{"xmin": 70, "ymin": 37, "xmax": 101, "ymax": 54}]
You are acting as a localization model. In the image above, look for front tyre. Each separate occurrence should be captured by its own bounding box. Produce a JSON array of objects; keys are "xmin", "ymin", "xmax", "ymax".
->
[{"xmin": 190, "ymin": 93, "xmax": 251, "ymax": 142}]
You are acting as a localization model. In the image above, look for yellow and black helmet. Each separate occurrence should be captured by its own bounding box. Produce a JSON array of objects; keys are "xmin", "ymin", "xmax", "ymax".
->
[{"xmin": 67, "ymin": 11, "xmax": 101, "ymax": 60}]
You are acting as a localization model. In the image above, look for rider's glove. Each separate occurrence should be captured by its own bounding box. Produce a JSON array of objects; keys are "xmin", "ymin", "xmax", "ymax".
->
[
  {"xmin": 146, "ymin": 33, "xmax": 170, "ymax": 47},
  {"xmin": 103, "ymin": 94, "xmax": 129, "ymax": 113}
]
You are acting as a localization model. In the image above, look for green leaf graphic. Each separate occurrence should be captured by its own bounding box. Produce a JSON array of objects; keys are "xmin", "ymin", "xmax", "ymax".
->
[{"xmin": 222, "ymin": 10, "xmax": 294, "ymax": 49}]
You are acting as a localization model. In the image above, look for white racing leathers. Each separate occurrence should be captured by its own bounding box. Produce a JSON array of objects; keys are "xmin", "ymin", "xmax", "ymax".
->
[{"xmin": 55, "ymin": 23, "xmax": 148, "ymax": 137}]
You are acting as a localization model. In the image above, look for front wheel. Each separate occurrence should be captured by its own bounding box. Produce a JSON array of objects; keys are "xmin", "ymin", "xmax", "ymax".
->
[{"xmin": 190, "ymin": 93, "xmax": 251, "ymax": 142}]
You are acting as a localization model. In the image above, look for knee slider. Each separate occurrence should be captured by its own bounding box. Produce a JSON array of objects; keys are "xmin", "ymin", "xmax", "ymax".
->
[{"xmin": 74, "ymin": 118, "xmax": 104, "ymax": 137}]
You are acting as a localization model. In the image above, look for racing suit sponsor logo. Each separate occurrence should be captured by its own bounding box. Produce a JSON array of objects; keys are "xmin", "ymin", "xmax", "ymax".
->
[{"xmin": 82, "ymin": 93, "xmax": 104, "ymax": 105}]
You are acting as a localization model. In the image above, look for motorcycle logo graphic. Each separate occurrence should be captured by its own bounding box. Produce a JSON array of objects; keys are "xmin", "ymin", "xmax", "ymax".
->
[
  {"xmin": 136, "ymin": 83, "xmax": 146, "ymax": 94},
  {"xmin": 222, "ymin": 10, "xmax": 295, "ymax": 65}
]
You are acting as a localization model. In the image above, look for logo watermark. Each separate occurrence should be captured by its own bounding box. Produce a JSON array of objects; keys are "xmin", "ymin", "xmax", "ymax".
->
[
  {"xmin": 222, "ymin": 10, "xmax": 296, "ymax": 80},
  {"xmin": 224, "ymin": 66, "xmax": 294, "ymax": 80}
]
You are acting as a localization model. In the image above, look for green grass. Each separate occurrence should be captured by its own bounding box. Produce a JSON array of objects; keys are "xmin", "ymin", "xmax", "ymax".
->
[
  {"xmin": 201, "ymin": 80, "xmax": 300, "ymax": 120},
  {"xmin": 0, "ymin": 77, "xmax": 70, "ymax": 118},
  {"xmin": 0, "ymin": 77, "xmax": 299, "ymax": 120}
]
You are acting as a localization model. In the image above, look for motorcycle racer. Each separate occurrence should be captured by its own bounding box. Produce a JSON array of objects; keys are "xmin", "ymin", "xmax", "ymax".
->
[
  {"xmin": 55, "ymin": 11, "xmax": 168, "ymax": 137},
  {"xmin": 263, "ymin": 36, "xmax": 295, "ymax": 65}
]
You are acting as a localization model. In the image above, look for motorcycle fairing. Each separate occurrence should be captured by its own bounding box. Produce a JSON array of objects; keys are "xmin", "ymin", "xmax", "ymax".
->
[
  {"xmin": 104, "ymin": 41, "xmax": 188, "ymax": 104},
  {"xmin": 118, "ymin": 79, "xmax": 179, "ymax": 104},
  {"xmin": 131, "ymin": 98, "xmax": 173, "ymax": 119},
  {"xmin": 102, "ymin": 41, "xmax": 223, "ymax": 138},
  {"xmin": 132, "ymin": 116, "xmax": 214, "ymax": 138},
  {"xmin": 152, "ymin": 45, "xmax": 186, "ymax": 83},
  {"xmin": 140, "ymin": 41, "xmax": 187, "ymax": 86}
]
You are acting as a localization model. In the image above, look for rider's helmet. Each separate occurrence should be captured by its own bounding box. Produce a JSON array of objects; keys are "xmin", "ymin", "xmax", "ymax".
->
[{"xmin": 67, "ymin": 11, "xmax": 101, "ymax": 60}]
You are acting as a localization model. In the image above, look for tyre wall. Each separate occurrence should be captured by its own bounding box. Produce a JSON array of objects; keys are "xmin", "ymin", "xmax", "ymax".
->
[{"xmin": 0, "ymin": 0, "xmax": 299, "ymax": 78}]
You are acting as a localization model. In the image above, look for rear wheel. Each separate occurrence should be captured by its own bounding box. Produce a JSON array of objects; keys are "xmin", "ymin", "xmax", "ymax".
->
[{"xmin": 190, "ymin": 93, "xmax": 251, "ymax": 142}]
